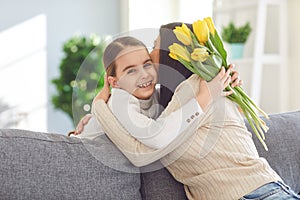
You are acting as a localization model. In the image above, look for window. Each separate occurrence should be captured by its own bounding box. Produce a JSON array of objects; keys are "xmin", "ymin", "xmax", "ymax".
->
[{"xmin": 0, "ymin": 14, "xmax": 47, "ymax": 131}]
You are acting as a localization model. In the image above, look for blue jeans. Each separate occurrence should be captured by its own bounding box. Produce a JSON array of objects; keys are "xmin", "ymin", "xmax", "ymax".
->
[{"xmin": 240, "ymin": 181, "xmax": 300, "ymax": 200}]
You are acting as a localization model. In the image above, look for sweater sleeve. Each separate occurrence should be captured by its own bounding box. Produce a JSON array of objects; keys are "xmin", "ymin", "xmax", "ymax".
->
[{"xmin": 110, "ymin": 89, "xmax": 203, "ymax": 149}]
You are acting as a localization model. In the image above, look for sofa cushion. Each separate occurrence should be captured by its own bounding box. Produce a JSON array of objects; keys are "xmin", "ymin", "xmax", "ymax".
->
[
  {"xmin": 249, "ymin": 111, "xmax": 300, "ymax": 194},
  {"xmin": 140, "ymin": 167, "xmax": 187, "ymax": 200},
  {"xmin": 0, "ymin": 129, "xmax": 141, "ymax": 200}
]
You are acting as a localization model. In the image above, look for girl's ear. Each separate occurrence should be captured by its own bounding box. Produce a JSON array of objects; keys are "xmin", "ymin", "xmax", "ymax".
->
[{"xmin": 107, "ymin": 76, "xmax": 119, "ymax": 88}]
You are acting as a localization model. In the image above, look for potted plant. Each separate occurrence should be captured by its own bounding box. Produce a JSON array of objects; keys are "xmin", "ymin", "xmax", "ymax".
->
[
  {"xmin": 51, "ymin": 34, "xmax": 106, "ymax": 125},
  {"xmin": 221, "ymin": 21, "xmax": 252, "ymax": 59}
]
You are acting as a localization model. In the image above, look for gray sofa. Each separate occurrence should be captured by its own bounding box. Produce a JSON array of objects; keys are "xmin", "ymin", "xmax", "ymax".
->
[{"xmin": 0, "ymin": 111, "xmax": 299, "ymax": 199}]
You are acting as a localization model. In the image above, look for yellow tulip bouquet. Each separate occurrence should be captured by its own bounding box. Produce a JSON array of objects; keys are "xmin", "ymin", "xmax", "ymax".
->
[{"xmin": 168, "ymin": 17, "xmax": 269, "ymax": 150}]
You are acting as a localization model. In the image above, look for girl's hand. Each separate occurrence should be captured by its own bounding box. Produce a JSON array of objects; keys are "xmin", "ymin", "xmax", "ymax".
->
[
  {"xmin": 73, "ymin": 114, "xmax": 92, "ymax": 135},
  {"xmin": 93, "ymin": 74, "xmax": 111, "ymax": 104},
  {"xmin": 228, "ymin": 64, "xmax": 243, "ymax": 88},
  {"xmin": 72, "ymin": 74, "xmax": 111, "ymax": 136}
]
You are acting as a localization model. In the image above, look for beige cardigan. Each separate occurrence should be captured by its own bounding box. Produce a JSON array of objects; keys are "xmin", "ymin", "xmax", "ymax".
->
[{"xmin": 92, "ymin": 74, "xmax": 281, "ymax": 199}]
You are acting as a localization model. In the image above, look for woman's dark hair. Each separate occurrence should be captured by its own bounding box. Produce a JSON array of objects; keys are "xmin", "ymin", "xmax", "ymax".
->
[
  {"xmin": 158, "ymin": 23, "xmax": 193, "ymax": 108},
  {"xmin": 103, "ymin": 36, "xmax": 147, "ymax": 76}
]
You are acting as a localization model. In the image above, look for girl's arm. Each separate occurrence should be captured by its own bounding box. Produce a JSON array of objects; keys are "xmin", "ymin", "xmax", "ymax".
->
[
  {"xmin": 108, "ymin": 88, "xmax": 203, "ymax": 149},
  {"xmin": 100, "ymin": 66, "xmax": 231, "ymax": 149},
  {"xmin": 72, "ymin": 116, "xmax": 105, "ymax": 140}
]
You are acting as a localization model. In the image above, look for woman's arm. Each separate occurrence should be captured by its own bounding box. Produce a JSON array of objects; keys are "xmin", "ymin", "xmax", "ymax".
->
[
  {"xmin": 92, "ymin": 97, "xmax": 201, "ymax": 167},
  {"xmin": 81, "ymin": 67, "xmax": 242, "ymax": 166}
]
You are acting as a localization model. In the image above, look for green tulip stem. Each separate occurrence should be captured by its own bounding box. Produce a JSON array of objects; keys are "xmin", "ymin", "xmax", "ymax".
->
[{"xmin": 235, "ymin": 86, "xmax": 269, "ymax": 119}]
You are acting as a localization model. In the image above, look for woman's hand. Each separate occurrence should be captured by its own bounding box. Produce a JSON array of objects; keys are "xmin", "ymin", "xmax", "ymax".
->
[
  {"xmin": 93, "ymin": 74, "xmax": 111, "ymax": 104},
  {"xmin": 196, "ymin": 66, "xmax": 232, "ymax": 110},
  {"xmin": 228, "ymin": 64, "xmax": 243, "ymax": 88}
]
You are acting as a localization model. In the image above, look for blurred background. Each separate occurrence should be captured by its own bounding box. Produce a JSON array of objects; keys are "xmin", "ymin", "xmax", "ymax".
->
[{"xmin": 0, "ymin": 0, "xmax": 299, "ymax": 134}]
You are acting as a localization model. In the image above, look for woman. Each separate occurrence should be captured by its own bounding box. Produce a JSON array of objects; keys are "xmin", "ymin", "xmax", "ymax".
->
[{"xmin": 75, "ymin": 23, "xmax": 300, "ymax": 199}]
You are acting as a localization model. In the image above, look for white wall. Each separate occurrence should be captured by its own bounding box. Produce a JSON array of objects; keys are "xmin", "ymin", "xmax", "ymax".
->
[
  {"xmin": 0, "ymin": 0, "xmax": 121, "ymax": 134},
  {"xmin": 127, "ymin": 0, "xmax": 213, "ymax": 31},
  {"xmin": 288, "ymin": 0, "xmax": 300, "ymax": 112}
]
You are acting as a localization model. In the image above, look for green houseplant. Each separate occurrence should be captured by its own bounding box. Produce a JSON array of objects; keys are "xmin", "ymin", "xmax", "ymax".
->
[
  {"xmin": 221, "ymin": 22, "xmax": 252, "ymax": 59},
  {"xmin": 52, "ymin": 34, "xmax": 106, "ymax": 125}
]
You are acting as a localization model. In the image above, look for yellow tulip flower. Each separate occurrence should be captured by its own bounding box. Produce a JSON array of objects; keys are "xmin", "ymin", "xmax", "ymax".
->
[
  {"xmin": 192, "ymin": 19, "xmax": 209, "ymax": 44},
  {"xmin": 169, "ymin": 43, "xmax": 190, "ymax": 62},
  {"xmin": 173, "ymin": 23, "xmax": 192, "ymax": 46},
  {"xmin": 204, "ymin": 17, "xmax": 216, "ymax": 36},
  {"xmin": 168, "ymin": 52, "xmax": 178, "ymax": 61},
  {"xmin": 191, "ymin": 48, "xmax": 209, "ymax": 62}
]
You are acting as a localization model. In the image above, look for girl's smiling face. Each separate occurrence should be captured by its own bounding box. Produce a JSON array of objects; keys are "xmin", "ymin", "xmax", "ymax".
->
[{"xmin": 108, "ymin": 46, "xmax": 158, "ymax": 100}]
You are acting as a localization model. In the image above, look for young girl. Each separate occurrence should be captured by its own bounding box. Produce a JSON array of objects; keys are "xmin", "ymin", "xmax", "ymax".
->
[
  {"xmin": 85, "ymin": 24, "xmax": 299, "ymax": 199},
  {"xmin": 75, "ymin": 36, "xmax": 232, "ymax": 151}
]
